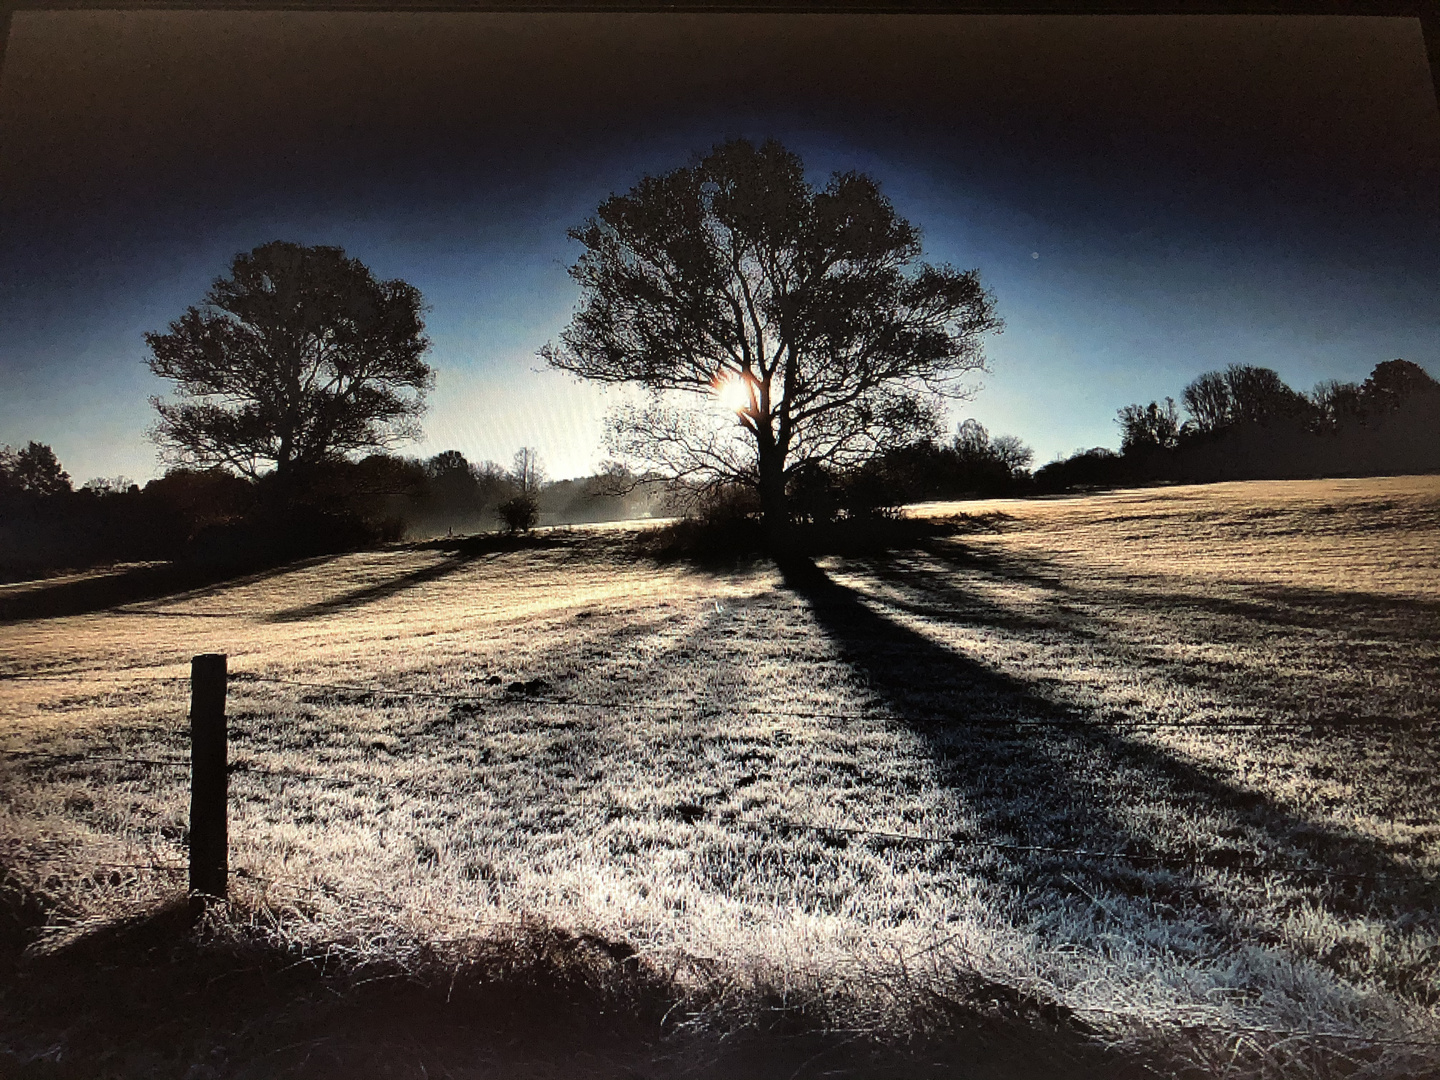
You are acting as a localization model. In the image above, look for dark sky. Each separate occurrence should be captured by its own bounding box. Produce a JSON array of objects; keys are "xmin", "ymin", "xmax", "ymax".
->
[{"xmin": 1, "ymin": 11, "xmax": 1437, "ymax": 482}]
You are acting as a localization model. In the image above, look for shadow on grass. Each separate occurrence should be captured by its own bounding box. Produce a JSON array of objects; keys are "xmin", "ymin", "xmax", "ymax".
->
[
  {"xmin": 266, "ymin": 531, "xmax": 598, "ymax": 624},
  {"xmin": 267, "ymin": 554, "xmax": 480, "ymax": 623},
  {"xmin": 860, "ymin": 540, "xmax": 1440, "ymax": 723},
  {"xmin": 0, "ymin": 555, "xmax": 340, "ymax": 625},
  {"xmin": 634, "ymin": 513, "xmax": 1014, "ymax": 571},
  {"xmin": 0, "ymin": 892, "xmax": 1142, "ymax": 1080},
  {"xmin": 0, "ymin": 529, "xmax": 597, "ymax": 627},
  {"xmin": 775, "ymin": 554, "xmax": 1438, "ymax": 921},
  {"xmin": 414, "ymin": 529, "xmax": 583, "ymax": 559}
]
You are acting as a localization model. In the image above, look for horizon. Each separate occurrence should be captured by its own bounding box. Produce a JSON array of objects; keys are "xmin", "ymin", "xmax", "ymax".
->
[{"xmin": 2, "ymin": 11, "xmax": 1438, "ymax": 485}]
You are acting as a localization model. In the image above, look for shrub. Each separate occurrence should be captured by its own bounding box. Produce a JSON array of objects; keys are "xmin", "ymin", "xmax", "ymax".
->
[{"xmin": 497, "ymin": 494, "xmax": 540, "ymax": 533}]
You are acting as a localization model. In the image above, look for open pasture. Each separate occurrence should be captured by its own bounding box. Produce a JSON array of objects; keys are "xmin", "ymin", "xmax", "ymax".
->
[{"xmin": 2, "ymin": 476, "xmax": 1439, "ymax": 1076}]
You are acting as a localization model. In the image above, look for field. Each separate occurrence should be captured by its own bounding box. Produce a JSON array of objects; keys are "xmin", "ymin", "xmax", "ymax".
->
[{"xmin": 2, "ymin": 476, "xmax": 1439, "ymax": 1078}]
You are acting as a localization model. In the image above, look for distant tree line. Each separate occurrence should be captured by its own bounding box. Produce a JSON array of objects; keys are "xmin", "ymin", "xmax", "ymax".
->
[
  {"xmin": 0, "ymin": 444, "xmax": 658, "ymax": 583},
  {"xmin": 780, "ymin": 419, "xmax": 1035, "ymax": 523},
  {"xmin": 656, "ymin": 417, "xmax": 1035, "ymax": 542},
  {"xmin": 3, "ymin": 237, "xmax": 672, "ymax": 582},
  {"xmin": 1033, "ymin": 359, "xmax": 1439, "ymax": 493}
]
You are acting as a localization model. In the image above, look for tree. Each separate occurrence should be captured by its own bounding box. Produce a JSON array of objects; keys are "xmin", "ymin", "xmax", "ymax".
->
[
  {"xmin": 470, "ymin": 459, "xmax": 513, "ymax": 508},
  {"xmin": 146, "ymin": 241, "xmax": 434, "ymax": 484},
  {"xmin": 424, "ymin": 450, "xmax": 482, "ymax": 510},
  {"xmin": 1360, "ymin": 358, "xmax": 1440, "ymax": 415},
  {"xmin": 1117, "ymin": 398, "xmax": 1182, "ymax": 454},
  {"xmin": 81, "ymin": 476, "xmax": 139, "ymax": 496},
  {"xmin": 953, "ymin": 418, "xmax": 995, "ymax": 462},
  {"xmin": 495, "ymin": 447, "xmax": 544, "ymax": 533},
  {"xmin": 952, "ymin": 419, "xmax": 1032, "ymax": 474},
  {"xmin": 1222, "ymin": 365, "xmax": 1309, "ymax": 426},
  {"xmin": 1181, "ymin": 371, "xmax": 1231, "ymax": 433},
  {"xmin": 1308, "ymin": 379, "xmax": 1365, "ymax": 432},
  {"xmin": 541, "ymin": 138, "xmax": 1002, "ymax": 538},
  {"xmin": 427, "ymin": 450, "xmax": 471, "ymax": 478},
  {"xmin": 1182, "ymin": 365, "xmax": 1310, "ymax": 433},
  {"xmin": 509, "ymin": 447, "xmax": 546, "ymax": 496},
  {"xmin": 1033, "ymin": 447, "xmax": 1127, "ymax": 493},
  {"xmin": 948, "ymin": 419, "xmax": 1033, "ymax": 491},
  {"xmin": 496, "ymin": 495, "xmax": 539, "ymax": 533},
  {"xmin": 989, "ymin": 434, "xmax": 1035, "ymax": 475},
  {"xmin": 0, "ymin": 441, "xmax": 72, "ymax": 496}
]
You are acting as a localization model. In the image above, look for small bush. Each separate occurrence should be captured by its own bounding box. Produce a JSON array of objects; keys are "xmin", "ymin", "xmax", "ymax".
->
[{"xmin": 496, "ymin": 494, "xmax": 540, "ymax": 533}]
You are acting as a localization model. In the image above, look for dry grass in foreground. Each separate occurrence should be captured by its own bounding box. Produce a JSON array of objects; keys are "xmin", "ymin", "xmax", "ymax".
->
[{"xmin": 2, "ymin": 475, "xmax": 1438, "ymax": 1078}]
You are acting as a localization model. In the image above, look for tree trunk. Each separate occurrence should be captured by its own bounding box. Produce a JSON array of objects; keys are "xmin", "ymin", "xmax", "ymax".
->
[{"xmin": 756, "ymin": 444, "xmax": 789, "ymax": 552}]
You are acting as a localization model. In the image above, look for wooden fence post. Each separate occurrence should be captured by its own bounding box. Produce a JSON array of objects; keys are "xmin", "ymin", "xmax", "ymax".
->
[{"xmin": 189, "ymin": 653, "xmax": 228, "ymax": 908}]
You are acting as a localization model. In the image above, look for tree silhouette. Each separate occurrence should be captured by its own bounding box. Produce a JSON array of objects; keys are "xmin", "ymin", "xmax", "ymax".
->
[
  {"xmin": 509, "ymin": 447, "xmax": 546, "ymax": 496},
  {"xmin": 1181, "ymin": 371, "xmax": 1231, "ymax": 433},
  {"xmin": 1222, "ymin": 365, "xmax": 1310, "ymax": 426},
  {"xmin": 542, "ymin": 138, "xmax": 1001, "ymax": 538},
  {"xmin": 1117, "ymin": 398, "xmax": 1182, "ymax": 454},
  {"xmin": 1308, "ymin": 379, "xmax": 1365, "ymax": 432},
  {"xmin": 495, "ymin": 447, "xmax": 545, "ymax": 533},
  {"xmin": 988, "ymin": 434, "xmax": 1035, "ymax": 474},
  {"xmin": 0, "ymin": 441, "xmax": 72, "ymax": 496},
  {"xmin": 146, "ymin": 241, "xmax": 434, "ymax": 484},
  {"xmin": 1360, "ymin": 358, "xmax": 1440, "ymax": 415}
]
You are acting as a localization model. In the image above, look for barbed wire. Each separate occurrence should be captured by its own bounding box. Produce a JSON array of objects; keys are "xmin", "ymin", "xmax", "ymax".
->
[
  {"xmin": 0, "ymin": 671, "xmax": 187, "ymax": 683},
  {"xmin": 231, "ymin": 674, "xmax": 1419, "ymax": 732},
  {"xmin": 4, "ymin": 668, "xmax": 1426, "ymax": 733}
]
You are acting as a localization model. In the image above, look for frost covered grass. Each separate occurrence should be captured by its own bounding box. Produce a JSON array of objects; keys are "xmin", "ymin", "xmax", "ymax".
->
[{"xmin": 2, "ymin": 476, "xmax": 1438, "ymax": 1077}]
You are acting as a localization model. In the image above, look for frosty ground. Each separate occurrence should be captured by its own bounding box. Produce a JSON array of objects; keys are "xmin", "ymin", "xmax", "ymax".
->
[{"xmin": 2, "ymin": 476, "xmax": 1438, "ymax": 1078}]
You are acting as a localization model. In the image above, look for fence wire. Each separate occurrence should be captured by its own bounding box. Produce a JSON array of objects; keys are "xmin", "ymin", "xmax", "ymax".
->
[{"xmin": 231, "ymin": 673, "xmax": 1423, "ymax": 733}]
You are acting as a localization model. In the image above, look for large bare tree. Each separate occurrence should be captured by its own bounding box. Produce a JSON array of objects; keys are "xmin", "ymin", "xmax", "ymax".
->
[
  {"xmin": 146, "ymin": 241, "xmax": 434, "ymax": 483},
  {"xmin": 541, "ymin": 138, "xmax": 1001, "ymax": 536}
]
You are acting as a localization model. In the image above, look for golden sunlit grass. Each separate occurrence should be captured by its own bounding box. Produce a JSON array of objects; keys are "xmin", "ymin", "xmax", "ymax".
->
[{"xmin": 2, "ymin": 476, "xmax": 1438, "ymax": 1076}]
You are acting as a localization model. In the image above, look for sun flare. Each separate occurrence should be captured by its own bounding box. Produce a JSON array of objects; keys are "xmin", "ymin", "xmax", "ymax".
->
[{"xmin": 713, "ymin": 372, "xmax": 752, "ymax": 413}]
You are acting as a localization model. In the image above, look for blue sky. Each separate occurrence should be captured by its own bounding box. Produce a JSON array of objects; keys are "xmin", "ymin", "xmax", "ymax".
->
[{"xmin": 2, "ymin": 12, "xmax": 1436, "ymax": 484}]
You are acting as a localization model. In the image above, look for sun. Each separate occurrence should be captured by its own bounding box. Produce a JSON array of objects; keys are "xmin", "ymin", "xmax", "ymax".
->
[{"xmin": 712, "ymin": 372, "xmax": 752, "ymax": 413}]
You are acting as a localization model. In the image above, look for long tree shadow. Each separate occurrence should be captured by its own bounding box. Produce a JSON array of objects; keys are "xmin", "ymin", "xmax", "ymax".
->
[
  {"xmin": 268, "ymin": 552, "xmax": 490, "ymax": 623},
  {"xmin": 269, "ymin": 527, "xmax": 614, "ymax": 624},
  {"xmin": 866, "ymin": 538, "xmax": 1440, "ymax": 642},
  {"xmin": 859, "ymin": 540, "xmax": 1440, "ymax": 748},
  {"xmin": 0, "ymin": 554, "xmax": 340, "ymax": 624},
  {"xmin": 775, "ymin": 554, "xmax": 1438, "ymax": 927}
]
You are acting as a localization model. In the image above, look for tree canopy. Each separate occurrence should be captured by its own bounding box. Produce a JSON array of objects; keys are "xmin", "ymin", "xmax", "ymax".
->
[
  {"xmin": 146, "ymin": 241, "xmax": 434, "ymax": 483},
  {"xmin": 1097, "ymin": 357, "xmax": 1440, "ymax": 490},
  {"xmin": 541, "ymin": 138, "xmax": 1001, "ymax": 533},
  {"xmin": 0, "ymin": 441, "xmax": 72, "ymax": 496},
  {"xmin": 1116, "ymin": 398, "xmax": 1182, "ymax": 454},
  {"xmin": 1180, "ymin": 364, "xmax": 1312, "ymax": 433}
]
